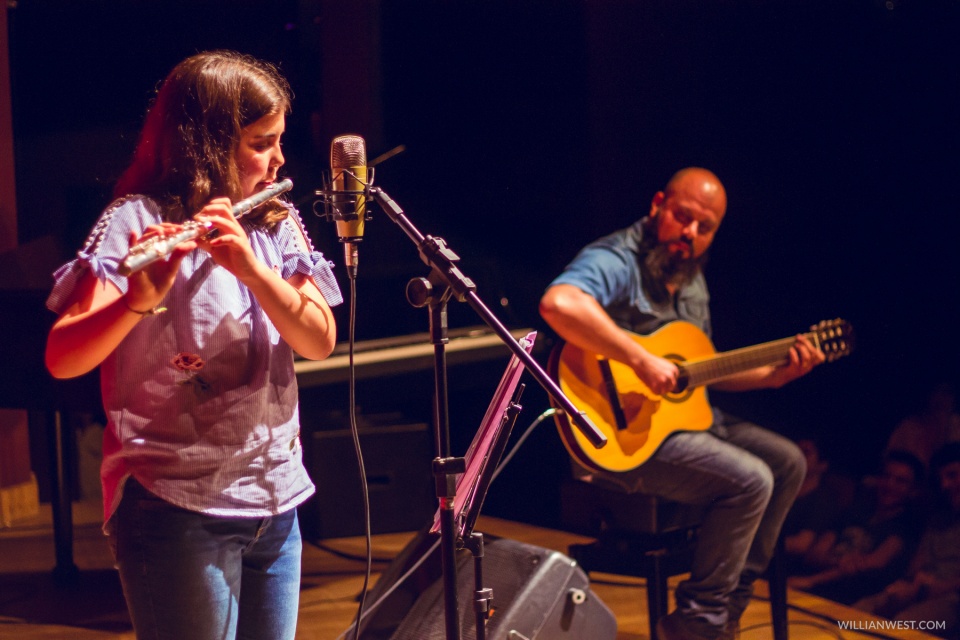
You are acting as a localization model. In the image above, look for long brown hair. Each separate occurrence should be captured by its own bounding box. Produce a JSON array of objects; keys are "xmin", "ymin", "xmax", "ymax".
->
[{"xmin": 114, "ymin": 50, "xmax": 291, "ymax": 227}]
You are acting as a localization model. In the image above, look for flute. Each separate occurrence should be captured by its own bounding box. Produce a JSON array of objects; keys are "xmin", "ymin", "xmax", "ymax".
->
[{"xmin": 118, "ymin": 179, "xmax": 293, "ymax": 276}]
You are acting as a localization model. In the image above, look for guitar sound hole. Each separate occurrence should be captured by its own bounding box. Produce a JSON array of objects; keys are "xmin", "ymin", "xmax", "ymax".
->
[
  {"xmin": 667, "ymin": 360, "xmax": 692, "ymax": 403},
  {"xmin": 674, "ymin": 375, "xmax": 689, "ymax": 393},
  {"xmin": 666, "ymin": 385, "xmax": 693, "ymax": 404}
]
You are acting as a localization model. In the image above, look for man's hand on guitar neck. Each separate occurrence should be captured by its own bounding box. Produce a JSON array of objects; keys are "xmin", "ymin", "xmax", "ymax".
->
[
  {"xmin": 774, "ymin": 333, "xmax": 827, "ymax": 387},
  {"xmin": 712, "ymin": 333, "xmax": 826, "ymax": 392}
]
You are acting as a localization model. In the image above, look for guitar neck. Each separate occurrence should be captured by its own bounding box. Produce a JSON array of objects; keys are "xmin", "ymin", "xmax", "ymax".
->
[{"xmin": 681, "ymin": 330, "xmax": 816, "ymax": 388}]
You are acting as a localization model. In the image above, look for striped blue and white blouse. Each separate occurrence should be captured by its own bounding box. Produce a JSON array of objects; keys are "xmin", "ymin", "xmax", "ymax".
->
[{"xmin": 47, "ymin": 195, "xmax": 343, "ymax": 522}]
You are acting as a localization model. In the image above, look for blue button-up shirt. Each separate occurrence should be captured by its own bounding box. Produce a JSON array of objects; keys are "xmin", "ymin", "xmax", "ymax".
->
[{"xmin": 548, "ymin": 219, "xmax": 712, "ymax": 337}]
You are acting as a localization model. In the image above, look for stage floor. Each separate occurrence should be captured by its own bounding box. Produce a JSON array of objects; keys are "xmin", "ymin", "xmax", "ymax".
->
[{"xmin": 0, "ymin": 500, "xmax": 940, "ymax": 639}]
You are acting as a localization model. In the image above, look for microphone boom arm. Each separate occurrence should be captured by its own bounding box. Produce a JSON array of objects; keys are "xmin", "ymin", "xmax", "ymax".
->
[{"xmin": 368, "ymin": 185, "xmax": 607, "ymax": 449}]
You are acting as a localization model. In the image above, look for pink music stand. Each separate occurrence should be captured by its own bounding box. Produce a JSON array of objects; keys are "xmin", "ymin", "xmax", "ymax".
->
[{"xmin": 430, "ymin": 331, "xmax": 537, "ymax": 539}]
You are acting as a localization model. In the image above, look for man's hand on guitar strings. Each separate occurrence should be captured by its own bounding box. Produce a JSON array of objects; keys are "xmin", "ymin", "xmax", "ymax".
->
[{"xmin": 634, "ymin": 351, "xmax": 680, "ymax": 396}]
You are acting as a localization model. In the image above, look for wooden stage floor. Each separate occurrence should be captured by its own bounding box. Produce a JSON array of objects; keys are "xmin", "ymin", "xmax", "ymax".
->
[{"xmin": 0, "ymin": 501, "xmax": 940, "ymax": 640}]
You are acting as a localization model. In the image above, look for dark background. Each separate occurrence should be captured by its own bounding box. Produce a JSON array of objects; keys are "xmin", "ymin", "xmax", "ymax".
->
[{"xmin": 6, "ymin": 0, "xmax": 959, "ymax": 529}]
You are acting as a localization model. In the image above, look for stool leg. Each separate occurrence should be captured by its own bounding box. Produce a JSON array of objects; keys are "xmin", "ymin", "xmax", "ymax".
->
[
  {"xmin": 769, "ymin": 535, "xmax": 789, "ymax": 640},
  {"xmin": 646, "ymin": 549, "xmax": 668, "ymax": 640}
]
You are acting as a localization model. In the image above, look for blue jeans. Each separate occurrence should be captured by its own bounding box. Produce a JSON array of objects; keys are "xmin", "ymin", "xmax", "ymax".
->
[
  {"xmin": 615, "ymin": 415, "xmax": 805, "ymax": 638},
  {"xmin": 107, "ymin": 478, "xmax": 302, "ymax": 640}
]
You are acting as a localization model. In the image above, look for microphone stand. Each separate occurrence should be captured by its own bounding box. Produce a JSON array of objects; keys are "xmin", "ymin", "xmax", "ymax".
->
[
  {"xmin": 367, "ymin": 186, "xmax": 606, "ymax": 640},
  {"xmin": 405, "ymin": 265, "xmax": 463, "ymax": 640}
]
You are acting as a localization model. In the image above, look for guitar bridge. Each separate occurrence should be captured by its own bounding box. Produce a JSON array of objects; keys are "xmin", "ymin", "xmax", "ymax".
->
[{"xmin": 597, "ymin": 358, "xmax": 629, "ymax": 433}]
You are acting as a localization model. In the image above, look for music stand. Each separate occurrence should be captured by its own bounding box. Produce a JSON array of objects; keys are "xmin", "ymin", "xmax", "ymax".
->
[
  {"xmin": 437, "ymin": 331, "xmax": 534, "ymax": 640},
  {"xmin": 347, "ymin": 332, "xmax": 536, "ymax": 640},
  {"xmin": 390, "ymin": 331, "xmax": 534, "ymax": 640},
  {"xmin": 429, "ymin": 330, "xmax": 536, "ymax": 540}
]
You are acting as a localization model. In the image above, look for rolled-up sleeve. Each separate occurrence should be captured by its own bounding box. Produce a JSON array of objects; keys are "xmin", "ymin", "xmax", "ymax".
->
[{"xmin": 548, "ymin": 244, "xmax": 636, "ymax": 309}]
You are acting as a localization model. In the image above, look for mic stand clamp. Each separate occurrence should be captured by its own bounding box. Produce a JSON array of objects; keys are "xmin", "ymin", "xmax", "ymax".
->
[{"xmin": 413, "ymin": 236, "xmax": 476, "ymax": 303}]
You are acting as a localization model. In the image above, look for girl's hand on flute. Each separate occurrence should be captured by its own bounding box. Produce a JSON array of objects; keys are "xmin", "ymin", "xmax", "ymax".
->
[{"xmin": 123, "ymin": 226, "xmax": 195, "ymax": 313}]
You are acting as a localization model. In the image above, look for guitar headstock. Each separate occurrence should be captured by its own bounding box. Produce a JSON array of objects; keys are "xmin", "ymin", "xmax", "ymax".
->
[{"xmin": 810, "ymin": 318, "xmax": 855, "ymax": 362}]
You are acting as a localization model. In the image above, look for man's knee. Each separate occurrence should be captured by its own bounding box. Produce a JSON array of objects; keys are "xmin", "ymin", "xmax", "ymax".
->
[
  {"xmin": 744, "ymin": 463, "xmax": 775, "ymax": 509},
  {"xmin": 781, "ymin": 440, "xmax": 807, "ymax": 489}
]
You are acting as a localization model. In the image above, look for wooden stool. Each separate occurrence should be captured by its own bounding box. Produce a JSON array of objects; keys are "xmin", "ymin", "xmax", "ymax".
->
[{"xmin": 560, "ymin": 478, "xmax": 789, "ymax": 640}]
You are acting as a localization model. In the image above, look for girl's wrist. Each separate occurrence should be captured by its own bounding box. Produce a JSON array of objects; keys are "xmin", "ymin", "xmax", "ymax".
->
[
  {"xmin": 123, "ymin": 295, "xmax": 167, "ymax": 316},
  {"xmin": 234, "ymin": 259, "xmax": 272, "ymax": 289}
]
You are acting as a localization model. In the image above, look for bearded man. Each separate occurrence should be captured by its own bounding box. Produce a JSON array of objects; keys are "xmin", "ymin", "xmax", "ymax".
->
[{"xmin": 540, "ymin": 167, "xmax": 825, "ymax": 639}]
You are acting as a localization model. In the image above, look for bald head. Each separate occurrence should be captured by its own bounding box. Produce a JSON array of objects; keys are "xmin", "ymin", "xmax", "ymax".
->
[
  {"xmin": 648, "ymin": 167, "xmax": 727, "ymax": 261},
  {"xmin": 664, "ymin": 167, "xmax": 728, "ymax": 221}
]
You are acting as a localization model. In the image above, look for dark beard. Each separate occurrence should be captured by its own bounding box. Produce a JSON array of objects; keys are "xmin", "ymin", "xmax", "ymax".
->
[{"xmin": 638, "ymin": 225, "xmax": 707, "ymax": 304}]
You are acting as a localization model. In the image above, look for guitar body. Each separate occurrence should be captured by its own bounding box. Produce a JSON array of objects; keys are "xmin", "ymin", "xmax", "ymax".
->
[
  {"xmin": 548, "ymin": 317, "xmax": 854, "ymax": 474},
  {"xmin": 549, "ymin": 321, "xmax": 717, "ymax": 473}
]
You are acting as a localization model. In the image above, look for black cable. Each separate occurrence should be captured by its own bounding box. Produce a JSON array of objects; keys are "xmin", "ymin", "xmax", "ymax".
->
[
  {"xmin": 334, "ymin": 537, "xmax": 442, "ymax": 640},
  {"xmin": 491, "ymin": 407, "xmax": 556, "ymax": 482},
  {"xmin": 587, "ymin": 576, "xmax": 649, "ymax": 589},
  {"xmin": 305, "ymin": 540, "xmax": 392, "ymax": 564},
  {"xmin": 345, "ymin": 276, "xmax": 373, "ymax": 640}
]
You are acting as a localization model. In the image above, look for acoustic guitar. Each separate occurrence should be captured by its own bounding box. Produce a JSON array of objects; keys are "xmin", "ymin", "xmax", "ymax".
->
[{"xmin": 547, "ymin": 319, "xmax": 854, "ymax": 473}]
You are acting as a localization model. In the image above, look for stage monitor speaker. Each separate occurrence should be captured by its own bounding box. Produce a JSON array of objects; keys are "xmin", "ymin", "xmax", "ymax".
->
[
  {"xmin": 360, "ymin": 536, "xmax": 617, "ymax": 640},
  {"xmin": 300, "ymin": 422, "xmax": 434, "ymax": 539}
]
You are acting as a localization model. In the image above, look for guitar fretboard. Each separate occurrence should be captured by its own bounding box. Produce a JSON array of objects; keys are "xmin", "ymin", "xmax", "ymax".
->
[{"xmin": 681, "ymin": 332, "xmax": 816, "ymax": 388}]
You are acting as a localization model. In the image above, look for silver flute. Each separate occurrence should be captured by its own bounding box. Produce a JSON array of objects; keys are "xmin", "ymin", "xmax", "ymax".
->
[{"xmin": 118, "ymin": 179, "xmax": 293, "ymax": 276}]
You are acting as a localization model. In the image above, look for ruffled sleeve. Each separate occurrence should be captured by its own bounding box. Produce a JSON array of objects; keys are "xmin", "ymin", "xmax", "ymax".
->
[
  {"xmin": 46, "ymin": 196, "xmax": 161, "ymax": 315},
  {"xmin": 275, "ymin": 206, "xmax": 343, "ymax": 308}
]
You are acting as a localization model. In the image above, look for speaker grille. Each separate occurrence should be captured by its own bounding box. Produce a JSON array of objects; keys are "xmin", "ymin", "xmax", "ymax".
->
[{"xmin": 388, "ymin": 538, "xmax": 614, "ymax": 640}]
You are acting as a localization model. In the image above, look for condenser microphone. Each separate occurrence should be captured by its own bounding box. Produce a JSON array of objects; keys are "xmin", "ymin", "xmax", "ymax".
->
[{"xmin": 330, "ymin": 134, "xmax": 368, "ymax": 277}]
